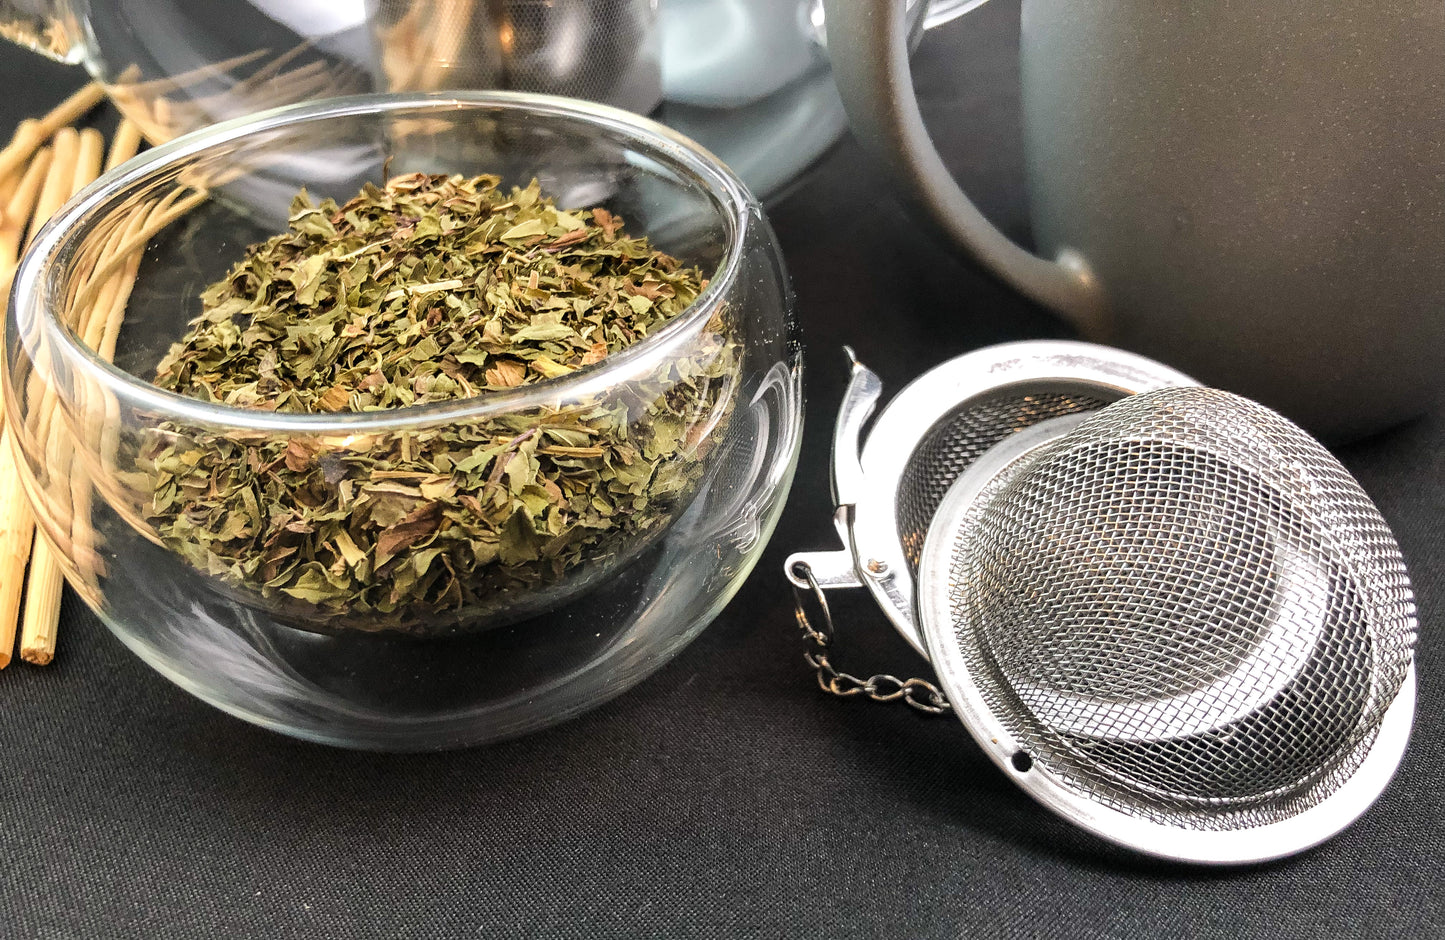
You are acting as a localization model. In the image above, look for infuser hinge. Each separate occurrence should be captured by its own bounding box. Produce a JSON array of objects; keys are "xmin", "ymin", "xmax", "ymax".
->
[{"xmin": 783, "ymin": 349, "xmax": 951, "ymax": 716}]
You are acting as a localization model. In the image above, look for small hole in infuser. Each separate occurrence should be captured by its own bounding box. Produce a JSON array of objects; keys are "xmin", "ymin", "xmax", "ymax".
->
[{"xmin": 1011, "ymin": 751, "xmax": 1033, "ymax": 773}]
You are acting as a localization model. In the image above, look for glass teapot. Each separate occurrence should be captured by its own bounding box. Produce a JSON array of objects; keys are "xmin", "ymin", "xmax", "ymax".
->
[{"xmin": 0, "ymin": 0, "xmax": 978, "ymax": 199}]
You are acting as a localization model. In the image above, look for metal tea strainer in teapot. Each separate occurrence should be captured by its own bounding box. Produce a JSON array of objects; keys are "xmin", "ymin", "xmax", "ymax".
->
[{"xmin": 785, "ymin": 341, "xmax": 1418, "ymax": 864}]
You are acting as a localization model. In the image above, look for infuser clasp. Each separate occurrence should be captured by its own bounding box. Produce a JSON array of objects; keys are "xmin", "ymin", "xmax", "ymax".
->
[{"xmin": 783, "ymin": 348, "xmax": 882, "ymax": 592}]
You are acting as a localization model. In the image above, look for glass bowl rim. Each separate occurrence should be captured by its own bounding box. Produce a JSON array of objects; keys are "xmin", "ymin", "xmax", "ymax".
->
[{"xmin": 9, "ymin": 91, "xmax": 754, "ymax": 433}]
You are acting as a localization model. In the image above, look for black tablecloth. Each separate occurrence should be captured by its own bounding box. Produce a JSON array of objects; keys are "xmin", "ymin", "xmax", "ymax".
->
[{"xmin": 3, "ymin": 4, "xmax": 1442, "ymax": 937}]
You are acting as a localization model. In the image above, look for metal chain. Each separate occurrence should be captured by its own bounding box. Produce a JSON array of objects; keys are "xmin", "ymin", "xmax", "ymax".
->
[{"xmin": 790, "ymin": 561, "xmax": 951, "ymax": 715}]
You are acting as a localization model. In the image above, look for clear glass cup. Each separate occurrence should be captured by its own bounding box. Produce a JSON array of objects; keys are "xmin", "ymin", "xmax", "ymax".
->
[{"xmin": 5, "ymin": 92, "xmax": 802, "ymax": 750}]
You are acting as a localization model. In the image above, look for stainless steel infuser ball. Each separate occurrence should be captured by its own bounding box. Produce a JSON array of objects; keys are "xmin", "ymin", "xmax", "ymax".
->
[{"xmin": 786, "ymin": 342, "xmax": 1418, "ymax": 864}]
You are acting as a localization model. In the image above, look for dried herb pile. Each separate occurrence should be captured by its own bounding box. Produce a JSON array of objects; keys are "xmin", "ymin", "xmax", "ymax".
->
[{"xmin": 141, "ymin": 173, "xmax": 737, "ymax": 633}]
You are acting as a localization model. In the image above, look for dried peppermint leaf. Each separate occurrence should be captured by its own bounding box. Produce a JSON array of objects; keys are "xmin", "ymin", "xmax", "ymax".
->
[{"xmin": 141, "ymin": 173, "xmax": 739, "ymax": 635}]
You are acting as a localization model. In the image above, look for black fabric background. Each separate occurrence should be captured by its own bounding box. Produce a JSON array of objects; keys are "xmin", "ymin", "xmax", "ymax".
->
[{"xmin": 2, "ymin": 4, "xmax": 1442, "ymax": 937}]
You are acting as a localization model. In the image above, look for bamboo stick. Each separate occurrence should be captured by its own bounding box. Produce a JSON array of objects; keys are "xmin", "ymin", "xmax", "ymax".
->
[
  {"xmin": 99, "ymin": 195, "xmax": 199, "ymax": 360},
  {"xmin": 0, "ymin": 142, "xmax": 51, "ymax": 439},
  {"xmin": 0, "ymin": 145, "xmax": 51, "ymax": 269},
  {"xmin": 105, "ymin": 49, "xmax": 269, "ymax": 99},
  {"xmin": 0, "ymin": 119, "xmax": 41, "ymax": 205},
  {"xmin": 104, "ymin": 119, "xmax": 143, "ymax": 172},
  {"xmin": 71, "ymin": 189, "xmax": 207, "ymax": 313},
  {"xmin": 0, "ymin": 430, "xmax": 33, "ymax": 669},
  {"xmin": 25, "ymin": 126, "xmax": 79, "ymax": 249},
  {"xmin": 78, "ymin": 209, "xmax": 150, "ymax": 349},
  {"xmin": 22, "ymin": 129, "xmax": 83, "ymax": 445},
  {"xmin": 57, "ymin": 209, "xmax": 150, "ymax": 597},
  {"xmin": 0, "ymin": 130, "xmax": 87, "ymax": 667},
  {"xmin": 71, "ymin": 127, "xmax": 104, "ymax": 197},
  {"xmin": 17, "ymin": 544, "xmax": 62, "ymax": 663},
  {"xmin": 0, "ymin": 83, "xmax": 103, "ymax": 184},
  {"xmin": 16, "ymin": 128, "xmax": 113, "ymax": 666}
]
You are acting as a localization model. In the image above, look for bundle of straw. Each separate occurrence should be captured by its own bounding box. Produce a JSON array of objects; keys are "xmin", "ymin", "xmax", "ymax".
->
[
  {"xmin": 0, "ymin": 40, "xmax": 366, "ymax": 670},
  {"xmin": 0, "ymin": 83, "xmax": 204, "ymax": 668}
]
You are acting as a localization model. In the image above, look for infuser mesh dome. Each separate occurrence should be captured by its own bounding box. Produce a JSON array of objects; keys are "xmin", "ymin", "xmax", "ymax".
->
[{"xmin": 941, "ymin": 387, "xmax": 1416, "ymax": 830}]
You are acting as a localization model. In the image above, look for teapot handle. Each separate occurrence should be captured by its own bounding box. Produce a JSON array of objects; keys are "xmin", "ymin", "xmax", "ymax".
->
[{"xmin": 822, "ymin": 0, "xmax": 1106, "ymax": 334}]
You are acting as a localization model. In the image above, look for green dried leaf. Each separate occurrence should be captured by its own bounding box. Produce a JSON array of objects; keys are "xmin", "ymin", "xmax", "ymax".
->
[{"xmin": 499, "ymin": 218, "xmax": 546, "ymax": 242}]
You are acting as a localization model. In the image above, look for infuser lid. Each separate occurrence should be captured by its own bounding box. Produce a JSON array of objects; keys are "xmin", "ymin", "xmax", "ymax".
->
[{"xmin": 914, "ymin": 386, "xmax": 1418, "ymax": 864}]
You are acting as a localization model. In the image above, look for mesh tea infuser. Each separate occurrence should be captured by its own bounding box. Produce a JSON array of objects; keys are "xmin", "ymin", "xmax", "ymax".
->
[{"xmin": 785, "ymin": 341, "xmax": 1418, "ymax": 864}]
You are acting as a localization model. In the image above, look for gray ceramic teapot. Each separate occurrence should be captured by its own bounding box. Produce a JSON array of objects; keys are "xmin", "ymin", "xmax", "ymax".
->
[{"xmin": 824, "ymin": 0, "xmax": 1445, "ymax": 440}]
